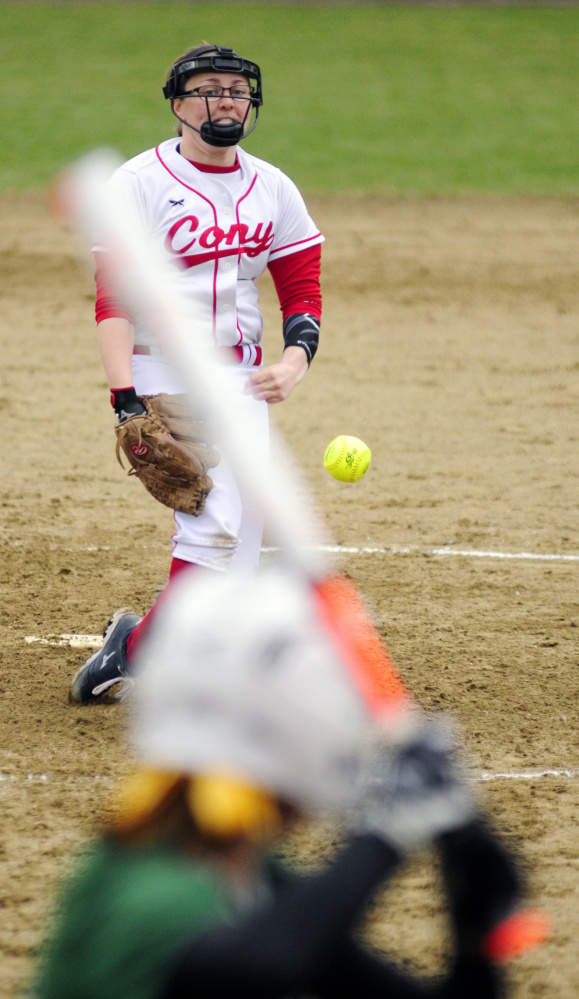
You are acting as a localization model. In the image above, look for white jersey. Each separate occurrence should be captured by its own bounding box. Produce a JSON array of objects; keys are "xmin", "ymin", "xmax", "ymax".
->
[{"xmin": 102, "ymin": 138, "xmax": 324, "ymax": 350}]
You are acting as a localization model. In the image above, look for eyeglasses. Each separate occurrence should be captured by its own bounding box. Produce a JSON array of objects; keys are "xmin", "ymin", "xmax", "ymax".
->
[{"xmin": 182, "ymin": 84, "xmax": 255, "ymax": 101}]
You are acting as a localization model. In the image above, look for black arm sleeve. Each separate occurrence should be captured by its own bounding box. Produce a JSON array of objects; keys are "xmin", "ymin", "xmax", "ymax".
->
[
  {"xmin": 438, "ymin": 819, "xmax": 523, "ymax": 954},
  {"xmin": 318, "ymin": 941, "xmax": 505, "ymax": 999},
  {"xmin": 163, "ymin": 833, "xmax": 400, "ymax": 999},
  {"xmin": 282, "ymin": 312, "xmax": 320, "ymax": 364}
]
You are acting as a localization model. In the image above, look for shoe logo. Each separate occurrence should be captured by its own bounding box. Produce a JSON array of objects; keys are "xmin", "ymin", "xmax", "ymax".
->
[
  {"xmin": 101, "ymin": 652, "xmax": 116, "ymax": 668},
  {"xmin": 170, "ymin": 199, "xmax": 185, "ymax": 207},
  {"xmin": 91, "ymin": 677, "xmax": 133, "ymax": 697}
]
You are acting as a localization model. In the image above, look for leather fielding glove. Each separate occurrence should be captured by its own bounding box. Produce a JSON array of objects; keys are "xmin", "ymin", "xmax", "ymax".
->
[{"xmin": 113, "ymin": 392, "xmax": 220, "ymax": 517}]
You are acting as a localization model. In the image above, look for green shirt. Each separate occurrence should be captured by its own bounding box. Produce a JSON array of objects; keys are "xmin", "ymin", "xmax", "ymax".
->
[{"xmin": 30, "ymin": 838, "xmax": 233, "ymax": 999}]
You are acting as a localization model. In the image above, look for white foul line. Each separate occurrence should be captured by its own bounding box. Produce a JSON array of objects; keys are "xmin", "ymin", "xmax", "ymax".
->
[
  {"xmin": 25, "ymin": 634, "xmax": 102, "ymax": 648},
  {"xmin": 12, "ymin": 541, "xmax": 578, "ymax": 562},
  {"xmin": 1, "ymin": 769, "xmax": 577, "ymax": 787},
  {"xmin": 307, "ymin": 545, "xmax": 579, "ymax": 563},
  {"xmin": 430, "ymin": 547, "xmax": 579, "ymax": 562},
  {"xmin": 480, "ymin": 768, "xmax": 579, "ymax": 781}
]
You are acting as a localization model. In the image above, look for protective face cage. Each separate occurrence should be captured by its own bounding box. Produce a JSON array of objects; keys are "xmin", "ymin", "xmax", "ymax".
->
[{"xmin": 163, "ymin": 45, "xmax": 263, "ymax": 148}]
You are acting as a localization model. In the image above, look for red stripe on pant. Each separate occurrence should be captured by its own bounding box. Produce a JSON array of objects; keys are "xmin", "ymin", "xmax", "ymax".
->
[{"xmin": 126, "ymin": 557, "xmax": 200, "ymax": 663}]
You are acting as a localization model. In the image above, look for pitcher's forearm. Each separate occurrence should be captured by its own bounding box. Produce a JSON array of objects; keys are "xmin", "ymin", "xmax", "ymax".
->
[{"xmin": 97, "ymin": 318, "xmax": 135, "ymax": 388}]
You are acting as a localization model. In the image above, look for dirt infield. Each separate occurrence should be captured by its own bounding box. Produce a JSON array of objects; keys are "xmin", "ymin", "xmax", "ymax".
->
[{"xmin": 1, "ymin": 191, "xmax": 578, "ymax": 997}]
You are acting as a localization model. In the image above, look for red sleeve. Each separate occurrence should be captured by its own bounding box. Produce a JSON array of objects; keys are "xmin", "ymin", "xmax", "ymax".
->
[
  {"xmin": 94, "ymin": 251, "xmax": 134, "ymax": 324},
  {"xmin": 267, "ymin": 244, "xmax": 322, "ymax": 322}
]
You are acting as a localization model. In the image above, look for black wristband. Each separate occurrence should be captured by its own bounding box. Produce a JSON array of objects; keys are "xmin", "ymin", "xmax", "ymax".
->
[
  {"xmin": 282, "ymin": 313, "xmax": 320, "ymax": 365},
  {"xmin": 110, "ymin": 387, "xmax": 146, "ymax": 420}
]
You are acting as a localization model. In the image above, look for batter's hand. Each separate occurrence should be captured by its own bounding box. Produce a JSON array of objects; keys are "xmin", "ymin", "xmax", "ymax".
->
[
  {"xmin": 354, "ymin": 717, "xmax": 474, "ymax": 855},
  {"xmin": 244, "ymin": 346, "xmax": 308, "ymax": 404}
]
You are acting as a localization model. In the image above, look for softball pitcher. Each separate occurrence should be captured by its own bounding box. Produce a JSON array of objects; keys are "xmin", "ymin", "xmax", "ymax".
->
[{"xmin": 70, "ymin": 43, "xmax": 323, "ymax": 703}]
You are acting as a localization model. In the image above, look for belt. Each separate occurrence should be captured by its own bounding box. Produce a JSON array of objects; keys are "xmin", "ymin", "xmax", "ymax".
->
[{"xmin": 133, "ymin": 344, "xmax": 262, "ymax": 366}]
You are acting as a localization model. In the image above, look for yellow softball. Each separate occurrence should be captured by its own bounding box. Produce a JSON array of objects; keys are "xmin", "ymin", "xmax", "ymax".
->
[{"xmin": 323, "ymin": 435, "xmax": 372, "ymax": 482}]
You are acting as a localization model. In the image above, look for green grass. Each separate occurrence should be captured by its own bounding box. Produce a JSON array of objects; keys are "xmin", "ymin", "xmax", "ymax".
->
[{"xmin": 1, "ymin": 2, "xmax": 577, "ymax": 193}]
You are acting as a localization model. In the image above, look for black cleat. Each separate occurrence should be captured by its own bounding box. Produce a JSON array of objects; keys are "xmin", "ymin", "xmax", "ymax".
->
[{"xmin": 68, "ymin": 609, "xmax": 141, "ymax": 704}]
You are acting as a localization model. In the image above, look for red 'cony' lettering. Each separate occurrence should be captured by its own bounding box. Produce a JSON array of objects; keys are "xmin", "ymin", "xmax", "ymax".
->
[
  {"xmin": 224, "ymin": 223, "xmax": 249, "ymax": 246},
  {"xmin": 167, "ymin": 218, "xmax": 277, "ymax": 266},
  {"xmin": 199, "ymin": 226, "xmax": 225, "ymax": 250},
  {"xmin": 165, "ymin": 216, "xmax": 199, "ymax": 254},
  {"xmin": 248, "ymin": 221, "xmax": 274, "ymax": 251}
]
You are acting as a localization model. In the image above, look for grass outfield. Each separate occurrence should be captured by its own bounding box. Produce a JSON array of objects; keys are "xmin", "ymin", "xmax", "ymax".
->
[{"xmin": 1, "ymin": 2, "xmax": 577, "ymax": 193}]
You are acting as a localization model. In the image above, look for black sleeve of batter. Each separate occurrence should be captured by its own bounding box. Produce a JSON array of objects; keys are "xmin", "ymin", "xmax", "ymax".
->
[
  {"xmin": 314, "ymin": 941, "xmax": 506, "ymax": 999},
  {"xmin": 162, "ymin": 828, "xmax": 508, "ymax": 999},
  {"xmin": 161, "ymin": 833, "xmax": 401, "ymax": 999}
]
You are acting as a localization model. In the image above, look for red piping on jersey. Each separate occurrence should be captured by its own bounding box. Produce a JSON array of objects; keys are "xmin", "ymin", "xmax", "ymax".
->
[
  {"xmin": 269, "ymin": 232, "xmax": 323, "ymax": 258},
  {"xmin": 233, "ymin": 174, "xmax": 259, "ymax": 345},
  {"xmin": 235, "ymin": 173, "xmax": 258, "ymax": 246},
  {"xmin": 235, "ymin": 175, "xmax": 258, "ymax": 266},
  {"xmin": 156, "ymin": 146, "xmax": 259, "ymax": 339},
  {"xmin": 156, "ymin": 146, "xmax": 220, "ymax": 335}
]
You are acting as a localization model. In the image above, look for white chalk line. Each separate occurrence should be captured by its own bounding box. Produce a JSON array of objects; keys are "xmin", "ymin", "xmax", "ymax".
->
[
  {"xmin": 1, "ymin": 769, "xmax": 577, "ymax": 788},
  {"xmin": 0, "ymin": 773, "xmax": 115, "ymax": 784},
  {"xmin": 22, "ymin": 547, "xmax": 578, "ymax": 782},
  {"xmin": 25, "ymin": 634, "xmax": 102, "ymax": 648},
  {"xmin": 264, "ymin": 544, "xmax": 579, "ymax": 563},
  {"xmin": 18, "ymin": 642, "xmax": 579, "ymax": 789},
  {"xmin": 20, "ymin": 639, "xmax": 579, "ymax": 784},
  {"xmin": 7, "ymin": 539, "xmax": 579, "ymax": 562},
  {"xmin": 26, "ymin": 537, "xmax": 578, "ymax": 649},
  {"xmin": 479, "ymin": 768, "xmax": 579, "ymax": 782}
]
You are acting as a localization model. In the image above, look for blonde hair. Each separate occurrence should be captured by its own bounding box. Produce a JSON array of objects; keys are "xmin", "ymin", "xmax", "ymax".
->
[{"xmin": 107, "ymin": 768, "xmax": 282, "ymax": 844}]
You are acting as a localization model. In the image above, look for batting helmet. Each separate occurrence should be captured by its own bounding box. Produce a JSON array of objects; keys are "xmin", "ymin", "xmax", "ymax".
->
[{"xmin": 132, "ymin": 568, "xmax": 370, "ymax": 814}]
